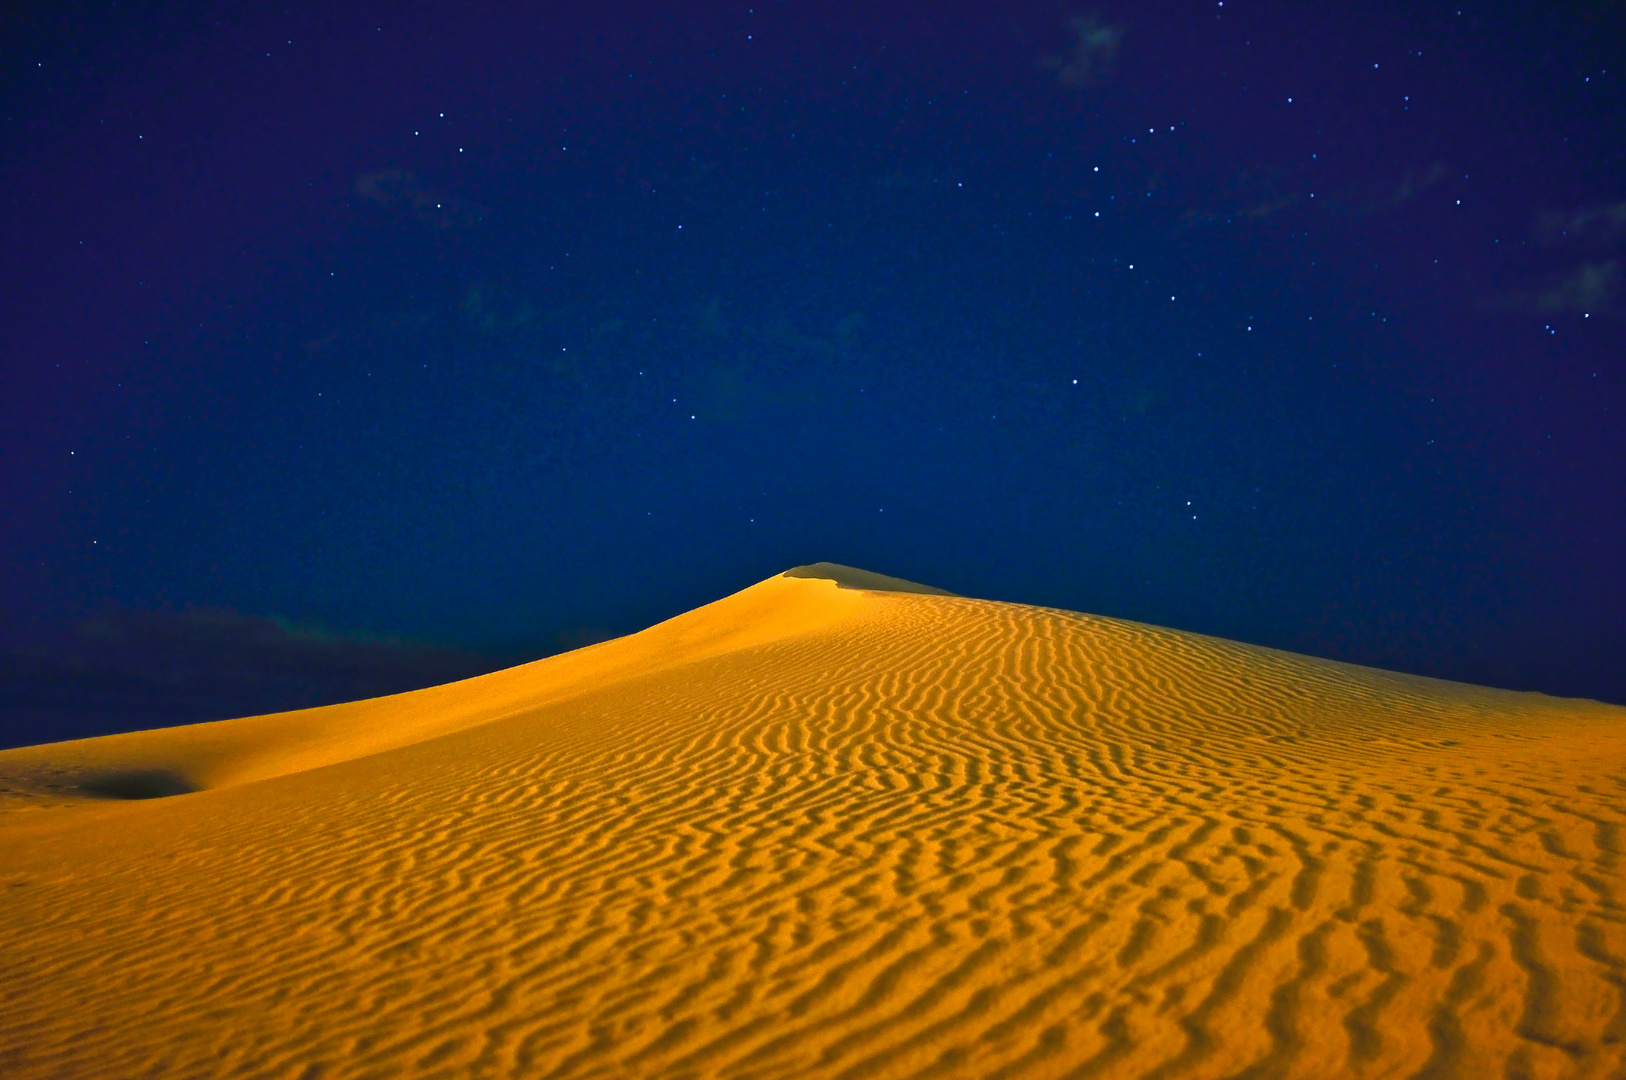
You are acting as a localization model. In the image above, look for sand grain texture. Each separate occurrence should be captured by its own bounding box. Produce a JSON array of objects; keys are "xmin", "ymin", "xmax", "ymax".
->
[{"xmin": 2, "ymin": 564, "xmax": 1624, "ymax": 1079}]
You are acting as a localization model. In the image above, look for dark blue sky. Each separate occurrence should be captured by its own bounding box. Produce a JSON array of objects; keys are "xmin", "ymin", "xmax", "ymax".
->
[{"xmin": 4, "ymin": 0, "xmax": 1623, "ymax": 745}]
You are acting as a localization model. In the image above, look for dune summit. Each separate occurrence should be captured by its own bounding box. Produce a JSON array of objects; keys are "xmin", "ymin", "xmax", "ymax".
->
[{"xmin": 1, "ymin": 566, "xmax": 1623, "ymax": 1079}]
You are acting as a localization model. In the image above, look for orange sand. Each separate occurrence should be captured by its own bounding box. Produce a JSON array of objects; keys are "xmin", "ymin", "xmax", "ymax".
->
[{"xmin": 1, "ymin": 563, "xmax": 1623, "ymax": 1079}]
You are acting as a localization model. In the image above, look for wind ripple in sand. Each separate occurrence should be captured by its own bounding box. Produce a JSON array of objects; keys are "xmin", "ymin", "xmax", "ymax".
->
[{"xmin": 1, "ymin": 568, "xmax": 1624, "ymax": 1079}]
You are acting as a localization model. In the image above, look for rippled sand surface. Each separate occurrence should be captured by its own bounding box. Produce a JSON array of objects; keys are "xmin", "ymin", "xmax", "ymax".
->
[{"xmin": 2, "ymin": 564, "xmax": 1624, "ymax": 1079}]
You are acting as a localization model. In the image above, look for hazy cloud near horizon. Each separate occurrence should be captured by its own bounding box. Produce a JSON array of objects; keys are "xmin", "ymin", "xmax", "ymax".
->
[{"xmin": 0, "ymin": 608, "xmax": 511, "ymax": 749}]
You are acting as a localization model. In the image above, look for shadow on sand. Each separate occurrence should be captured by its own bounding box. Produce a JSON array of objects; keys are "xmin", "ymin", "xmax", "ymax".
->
[{"xmin": 78, "ymin": 770, "xmax": 197, "ymax": 800}]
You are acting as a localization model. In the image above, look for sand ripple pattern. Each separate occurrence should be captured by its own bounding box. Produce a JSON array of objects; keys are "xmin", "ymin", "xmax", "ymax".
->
[{"xmin": 2, "ymin": 583, "xmax": 1625, "ymax": 1078}]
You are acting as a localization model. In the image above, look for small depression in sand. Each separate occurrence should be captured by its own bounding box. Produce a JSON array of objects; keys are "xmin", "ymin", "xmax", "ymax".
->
[
  {"xmin": 1, "ymin": 564, "xmax": 1623, "ymax": 1079},
  {"xmin": 77, "ymin": 769, "xmax": 198, "ymax": 800}
]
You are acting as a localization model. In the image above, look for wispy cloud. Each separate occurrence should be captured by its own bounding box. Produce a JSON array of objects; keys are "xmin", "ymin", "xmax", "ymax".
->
[
  {"xmin": 1386, "ymin": 162, "xmax": 1450, "ymax": 207},
  {"xmin": 1529, "ymin": 260, "xmax": 1621, "ymax": 314},
  {"xmin": 355, "ymin": 169, "xmax": 482, "ymax": 228},
  {"xmin": 1532, "ymin": 201, "xmax": 1626, "ymax": 249},
  {"xmin": 1038, "ymin": 14, "xmax": 1124, "ymax": 89},
  {"xmin": 1181, "ymin": 162, "xmax": 1452, "ymax": 228},
  {"xmin": 1504, "ymin": 201, "xmax": 1626, "ymax": 316}
]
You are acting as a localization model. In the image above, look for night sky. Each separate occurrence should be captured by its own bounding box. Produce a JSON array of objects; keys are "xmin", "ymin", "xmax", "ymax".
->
[{"xmin": 4, "ymin": 1, "xmax": 1623, "ymax": 748}]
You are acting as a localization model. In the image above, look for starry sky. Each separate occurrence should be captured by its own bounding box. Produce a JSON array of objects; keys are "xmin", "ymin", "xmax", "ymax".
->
[{"xmin": 3, "ymin": 0, "xmax": 1623, "ymax": 747}]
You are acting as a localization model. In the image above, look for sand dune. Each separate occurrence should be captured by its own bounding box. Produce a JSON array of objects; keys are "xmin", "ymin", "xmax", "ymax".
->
[{"xmin": 2, "ymin": 563, "xmax": 1623, "ymax": 1079}]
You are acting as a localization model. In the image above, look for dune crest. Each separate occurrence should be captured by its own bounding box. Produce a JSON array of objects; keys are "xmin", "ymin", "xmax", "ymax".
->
[
  {"xmin": 782, "ymin": 561, "xmax": 959, "ymax": 595},
  {"xmin": 1, "ymin": 568, "xmax": 1623, "ymax": 1079}
]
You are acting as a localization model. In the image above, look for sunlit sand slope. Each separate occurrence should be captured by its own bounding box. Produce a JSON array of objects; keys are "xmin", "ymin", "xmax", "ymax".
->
[{"xmin": 2, "ymin": 565, "xmax": 1624, "ymax": 1079}]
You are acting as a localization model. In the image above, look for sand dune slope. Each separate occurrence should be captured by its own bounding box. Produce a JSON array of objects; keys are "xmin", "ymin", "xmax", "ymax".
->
[{"xmin": 2, "ymin": 565, "xmax": 1624, "ymax": 1079}]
